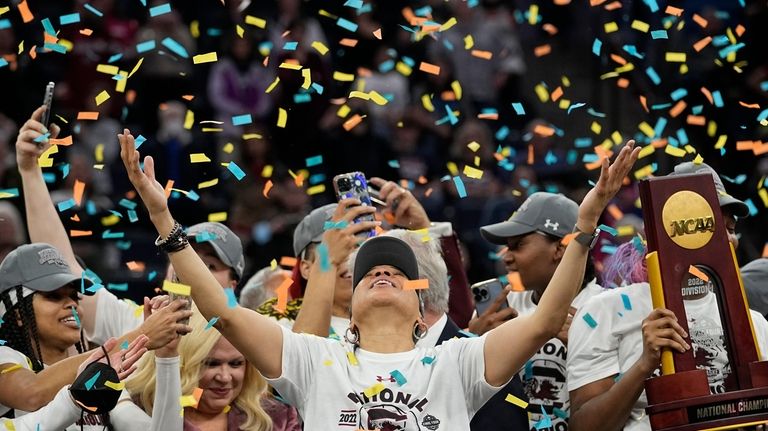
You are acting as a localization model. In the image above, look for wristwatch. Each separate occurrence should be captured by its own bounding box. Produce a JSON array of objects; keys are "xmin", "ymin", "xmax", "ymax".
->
[{"xmin": 573, "ymin": 226, "xmax": 601, "ymax": 249}]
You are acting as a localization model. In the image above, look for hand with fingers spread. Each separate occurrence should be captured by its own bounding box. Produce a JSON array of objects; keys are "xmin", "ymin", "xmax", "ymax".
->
[
  {"xmin": 137, "ymin": 298, "xmax": 193, "ymax": 350},
  {"xmin": 577, "ymin": 140, "xmax": 641, "ymax": 230},
  {"xmin": 638, "ymin": 308, "xmax": 690, "ymax": 375},
  {"xmin": 555, "ymin": 306, "xmax": 578, "ymax": 344},
  {"xmin": 468, "ymin": 287, "xmax": 518, "ymax": 336},
  {"xmin": 118, "ymin": 128, "xmax": 169, "ymax": 220},
  {"xmin": 148, "ymin": 298, "xmax": 184, "ymax": 358},
  {"xmin": 16, "ymin": 105, "xmax": 61, "ymax": 173},
  {"xmin": 78, "ymin": 336, "xmax": 150, "ymax": 381},
  {"xmin": 323, "ymin": 199, "xmax": 379, "ymax": 267},
  {"xmin": 369, "ymin": 177, "xmax": 430, "ymax": 230}
]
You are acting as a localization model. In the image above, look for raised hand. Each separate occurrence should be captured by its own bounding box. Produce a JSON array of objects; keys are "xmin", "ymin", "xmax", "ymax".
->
[
  {"xmin": 323, "ymin": 198, "xmax": 379, "ymax": 267},
  {"xmin": 369, "ymin": 177, "xmax": 430, "ymax": 230},
  {"xmin": 118, "ymin": 129, "xmax": 168, "ymax": 219},
  {"xmin": 16, "ymin": 105, "xmax": 61, "ymax": 172},
  {"xmin": 79, "ymin": 335, "xmax": 150, "ymax": 381},
  {"xmin": 137, "ymin": 298, "xmax": 193, "ymax": 350},
  {"xmin": 467, "ymin": 287, "xmax": 518, "ymax": 336},
  {"xmin": 578, "ymin": 140, "xmax": 640, "ymax": 228}
]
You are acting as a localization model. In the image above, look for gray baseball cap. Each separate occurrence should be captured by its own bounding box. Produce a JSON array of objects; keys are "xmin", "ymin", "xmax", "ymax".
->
[
  {"xmin": 480, "ymin": 192, "xmax": 579, "ymax": 245},
  {"xmin": 292, "ymin": 203, "xmax": 338, "ymax": 256},
  {"xmin": 187, "ymin": 222, "xmax": 245, "ymax": 279},
  {"xmin": 0, "ymin": 243, "xmax": 93, "ymax": 301},
  {"xmin": 742, "ymin": 258, "xmax": 768, "ymax": 318},
  {"xmin": 671, "ymin": 162, "xmax": 749, "ymax": 218}
]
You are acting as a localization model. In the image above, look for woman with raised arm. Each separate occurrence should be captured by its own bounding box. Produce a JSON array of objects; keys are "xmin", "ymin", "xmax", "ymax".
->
[{"xmin": 119, "ymin": 128, "xmax": 639, "ymax": 429}]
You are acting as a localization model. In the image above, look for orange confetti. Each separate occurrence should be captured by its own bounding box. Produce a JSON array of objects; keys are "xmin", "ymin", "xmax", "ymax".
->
[
  {"xmin": 561, "ymin": 232, "xmax": 577, "ymax": 246},
  {"xmin": 126, "ymin": 90, "xmax": 137, "ymax": 104},
  {"xmin": 293, "ymin": 172, "xmax": 305, "ymax": 187},
  {"xmin": 477, "ymin": 112, "xmax": 498, "ymax": 120},
  {"xmin": 665, "ymin": 5, "xmax": 683, "ymax": 16},
  {"xmin": 693, "ymin": 36, "xmax": 712, "ymax": 52},
  {"xmin": 610, "ymin": 54, "xmax": 627, "ymax": 65},
  {"xmin": 736, "ymin": 141, "xmax": 756, "ymax": 151},
  {"xmin": 425, "ymin": 187, "xmax": 433, "ymax": 197},
  {"xmin": 418, "ymin": 61, "xmax": 441, "ymax": 75},
  {"xmin": 356, "ymin": 67, "xmax": 372, "ymax": 78},
  {"xmin": 70, "ymin": 230, "xmax": 93, "ymax": 237},
  {"xmin": 50, "ymin": 135, "xmax": 73, "ymax": 146},
  {"xmin": 550, "ymin": 86, "xmax": 563, "ymax": 102},
  {"xmin": 651, "ymin": 138, "xmax": 668, "ymax": 149},
  {"xmin": 73, "ymin": 180, "xmax": 85, "ymax": 206},
  {"xmin": 417, "ymin": 176, "xmax": 428, "ymax": 184},
  {"xmin": 739, "ymin": 101, "xmax": 761, "ymax": 109},
  {"xmin": 70, "ymin": 214, "xmax": 80, "ymax": 222},
  {"xmin": 692, "ymin": 14, "xmax": 708, "ymax": 28},
  {"xmin": 688, "ymin": 265, "xmax": 709, "ymax": 282},
  {"xmin": 604, "ymin": 1, "xmax": 622, "ymax": 10},
  {"xmin": 404, "ymin": 279, "xmax": 429, "ymax": 290},
  {"xmin": 470, "ymin": 50, "xmax": 493, "ymax": 60},
  {"xmin": 279, "ymin": 256, "xmax": 298, "ymax": 267},
  {"xmin": 554, "ymin": 0, "xmax": 571, "ymax": 4},
  {"xmin": 701, "ymin": 87, "xmax": 714, "ymax": 105},
  {"xmin": 735, "ymin": 25, "xmax": 745, "ymax": 37},
  {"xmin": 533, "ymin": 124, "xmax": 556, "ymax": 137},
  {"xmin": 79, "ymin": 28, "xmax": 93, "ymax": 36},
  {"xmin": 589, "ymin": 0, "xmax": 606, "ymax": 6},
  {"xmin": 263, "ymin": 179, "xmax": 273, "ymax": 198},
  {"xmin": 617, "ymin": 78, "xmax": 630, "ymax": 88},
  {"xmin": 163, "ymin": 180, "xmax": 174, "ymax": 199},
  {"xmin": 43, "ymin": 32, "xmax": 58, "ymax": 44},
  {"xmin": 527, "ymin": 144, "xmax": 534, "ymax": 164},
  {"xmin": 339, "ymin": 38, "xmax": 358, "ymax": 47},
  {"xmin": 77, "ymin": 111, "xmax": 99, "ymax": 120},
  {"xmin": 508, "ymin": 272, "xmax": 524, "ymax": 291},
  {"xmin": 640, "ymin": 95, "xmax": 649, "ymax": 113},
  {"xmin": 607, "ymin": 204, "xmax": 624, "ymax": 220},
  {"xmin": 17, "ymin": 0, "xmax": 34, "ymax": 23},
  {"xmin": 126, "ymin": 261, "xmax": 145, "ymax": 272},
  {"xmin": 273, "ymin": 277, "xmax": 292, "ymax": 313},
  {"xmin": 29, "ymin": 45, "xmax": 37, "ymax": 59},
  {"xmin": 753, "ymin": 143, "xmax": 768, "ymax": 156},
  {"xmin": 373, "ymin": 28, "xmax": 382, "ymax": 39},
  {"xmin": 686, "ymin": 115, "xmax": 706, "ymax": 126},
  {"xmin": 343, "ymin": 114, "xmax": 363, "ymax": 131},
  {"xmin": 669, "ymin": 101, "xmax": 687, "ymax": 118},
  {"xmin": 182, "ymin": 95, "xmax": 195, "ymax": 101},
  {"xmin": 534, "ymin": 44, "xmax": 552, "ymax": 57},
  {"xmin": 763, "ymin": 243, "xmax": 768, "ymax": 258},
  {"xmin": 542, "ymin": 24, "xmax": 558, "ymax": 35}
]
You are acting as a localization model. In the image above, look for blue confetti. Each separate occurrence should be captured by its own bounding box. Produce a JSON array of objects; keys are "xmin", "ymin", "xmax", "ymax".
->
[
  {"xmin": 567, "ymin": 102, "xmax": 586, "ymax": 115},
  {"xmin": 71, "ymin": 306, "xmax": 81, "ymax": 328},
  {"xmin": 224, "ymin": 288, "xmax": 238, "ymax": 308},
  {"xmin": 389, "ymin": 370, "xmax": 407, "ymax": 386},
  {"xmin": 108, "ymin": 53, "xmax": 123, "ymax": 63},
  {"xmin": 120, "ymin": 341, "xmax": 129, "ymax": 350},
  {"xmin": 524, "ymin": 360, "xmax": 534, "ymax": 380},
  {"xmin": 84, "ymin": 370, "xmax": 101, "ymax": 390},
  {"xmin": 337, "ymin": 17, "xmax": 358, "ymax": 32},
  {"xmin": 60, "ymin": 163, "xmax": 70, "ymax": 179},
  {"xmin": 643, "ymin": 0, "xmax": 659, "ymax": 12},
  {"xmin": 653, "ymin": 117, "xmax": 668, "ymax": 137},
  {"xmin": 136, "ymin": 40, "xmax": 156, "ymax": 53},
  {"xmin": 622, "ymin": 44, "xmax": 644, "ymax": 59},
  {"xmin": 186, "ymin": 190, "xmax": 200, "ymax": 201},
  {"xmin": 311, "ymin": 83, "xmax": 324, "ymax": 94},
  {"xmin": 445, "ymin": 105, "xmax": 458, "ymax": 125},
  {"xmin": 758, "ymin": 109, "xmax": 768, "ymax": 123},
  {"xmin": 57, "ymin": 198, "xmax": 76, "ymax": 212},
  {"xmin": 102, "ymin": 230, "xmax": 125, "ymax": 239},
  {"xmin": 598, "ymin": 224, "xmax": 617, "ymax": 236},
  {"xmin": 632, "ymin": 236, "xmax": 645, "ymax": 254},
  {"xmin": 420, "ymin": 356, "xmax": 435, "ymax": 365},
  {"xmin": 646, "ymin": 66, "xmax": 661, "ymax": 85},
  {"xmin": 149, "ymin": 3, "xmax": 171, "ymax": 17},
  {"xmin": 592, "ymin": 38, "xmax": 602, "ymax": 56},
  {"xmin": 534, "ymin": 406, "xmax": 552, "ymax": 430},
  {"xmin": 227, "ymin": 161, "xmax": 246, "ymax": 180},
  {"xmin": 0, "ymin": 340, "xmax": 5, "ymax": 346},
  {"xmin": 148, "ymin": 271, "xmax": 157, "ymax": 281},
  {"xmin": 128, "ymin": 210, "xmax": 138, "ymax": 222},
  {"xmin": 511, "ymin": 102, "xmax": 526, "ymax": 115},
  {"xmin": 294, "ymin": 93, "xmax": 312, "ymax": 104},
  {"xmin": 670, "ymin": 88, "xmax": 688, "ymax": 101},
  {"xmin": 232, "ymin": 114, "xmax": 252, "ymax": 126},
  {"xmin": 745, "ymin": 199, "xmax": 758, "ymax": 216},
  {"xmin": 161, "ymin": 37, "xmax": 189, "ymax": 58},
  {"xmin": 676, "ymin": 128, "xmax": 689, "ymax": 145},
  {"xmin": 317, "ymin": 243, "xmax": 331, "ymax": 272},
  {"xmin": 0, "ymin": 19, "xmax": 10, "ymax": 30},
  {"xmin": 600, "ymin": 245, "xmax": 617, "ymax": 254},
  {"xmin": 458, "ymin": 330, "xmax": 478, "ymax": 338},
  {"xmin": 118, "ymin": 198, "xmax": 137, "ymax": 210},
  {"xmin": 107, "ymin": 283, "xmax": 128, "ymax": 291},
  {"xmin": 84, "ymin": 3, "xmax": 103, "ymax": 16},
  {"xmin": 453, "ymin": 176, "xmax": 467, "ymax": 198},
  {"xmin": 388, "ymin": 160, "xmax": 401, "ymax": 169},
  {"xmin": 587, "ymin": 108, "xmax": 606, "ymax": 118},
  {"xmin": 621, "ymin": 293, "xmax": 632, "ymax": 310},
  {"xmin": 574, "ymin": 137, "xmax": 592, "ymax": 148},
  {"xmin": 324, "ymin": 220, "xmax": 349, "ymax": 230},
  {"xmin": 495, "ymin": 126, "xmax": 510, "ymax": 140},
  {"xmin": 205, "ymin": 316, "xmax": 220, "ymax": 330},
  {"xmin": 344, "ymin": 0, "xmax": 364, "ymax": 8},
  {"xmin": 59, "ymin": 13, "xmax": 81, "ymax": 25},
  {"xmin": 0, "ymin": 188, "xmax": 19, "ymax": 198},
  {"xmin": 306, "ymin": 155, "xmax": 323, "ymax": 167},
  {"xmin": 582, "ymin": 313, "xmax": 598, "ymax": 328},
  {"xmin": 651, "ymin": 30, "xmax": 668, "ymax": 39},
  {"xmin": 282, "ymin": 41, "xmax": 298, "ymax": 51},
  {"xmin": 718, "ymin": 43, "xmax": 744, "ymax": 59},
  {"xmin": 41, "ymin": 18, "xmax": 56, "ymax": 36}
]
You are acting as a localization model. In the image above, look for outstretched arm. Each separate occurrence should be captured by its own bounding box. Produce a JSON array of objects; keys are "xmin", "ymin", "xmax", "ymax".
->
[
  {"xmin": 117, "ymin": 129, "xmax": 284, "ymax": 378},
  {"xmin": 483, "ymin": 141, "xmax": 640, "ymax": 386}
]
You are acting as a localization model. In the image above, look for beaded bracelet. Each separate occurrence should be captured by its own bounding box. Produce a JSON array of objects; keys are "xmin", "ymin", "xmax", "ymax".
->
[{"xmin": 155, "ymin": 220, "xmax": 189, "ymax": 253}]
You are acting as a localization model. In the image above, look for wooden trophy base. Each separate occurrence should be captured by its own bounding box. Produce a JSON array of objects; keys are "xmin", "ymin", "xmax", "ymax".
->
[{"xmin": 646, "ymin": 363, "xmax": 768, "ymax": 431}]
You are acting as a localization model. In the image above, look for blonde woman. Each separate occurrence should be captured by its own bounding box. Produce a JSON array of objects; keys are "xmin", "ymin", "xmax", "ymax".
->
[{"xmin": 127, "ymin": 309, "xmax": 300, "ymax": 431}]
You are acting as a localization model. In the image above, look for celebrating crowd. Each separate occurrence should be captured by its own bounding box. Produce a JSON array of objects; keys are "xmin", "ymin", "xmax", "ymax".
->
[{"xmin": 1, "ymin": 104, "xmax": 767, "ymax": 431}]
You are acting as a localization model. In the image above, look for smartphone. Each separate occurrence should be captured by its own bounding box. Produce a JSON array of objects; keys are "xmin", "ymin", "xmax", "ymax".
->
[
  {"xmin": 168, "ymin": 276, "xmax": 192, "ymax": 333},
  {"xmin": 41, "ymin": 82, "xmax": 55, "ymax": 128},
  {"xmin": 333, "ymin": 172, "xmax": 376, "ymax": 238},
  {"xmin": 472, "ymin": 278, "xmax": 508, "ymax": 316}
]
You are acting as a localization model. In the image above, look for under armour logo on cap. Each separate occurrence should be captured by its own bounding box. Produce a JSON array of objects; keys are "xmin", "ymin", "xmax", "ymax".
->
[
  {"xmin": 544, "ymin": 219, "xmax": 560, "ymax": 231},
  {"xmin": 37, "ymin": 248, "xmax": 67, "ymax": 268}
]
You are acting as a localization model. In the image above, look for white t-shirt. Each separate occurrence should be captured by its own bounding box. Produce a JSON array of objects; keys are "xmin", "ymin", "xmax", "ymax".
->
[
  {"xmin": 506, "ymin": 280, "xmax": 604, "ymax": 431},
  {"xmin": 567, "ymin": 282, "xmax": 768, "ymax": 431},
  {"xmin": 267, "ymin": 326, "xmax": 504, "ymax": 430},
  {"xmin": 86, "ymin": 288, "xmax": 143, "ymax": 345}
]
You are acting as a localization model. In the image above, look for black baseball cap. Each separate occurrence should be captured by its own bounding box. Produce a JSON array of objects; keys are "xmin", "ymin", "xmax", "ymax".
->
[{"xmin": 352, "ymin": 236, "xmax": 419, "ymax": 288}]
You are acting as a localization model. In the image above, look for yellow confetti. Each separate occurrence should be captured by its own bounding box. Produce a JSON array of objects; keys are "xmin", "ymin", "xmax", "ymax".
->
[
  {"xmin": 759, "ymin": 188, "xmax": 768, "ymax": 208},
  {"xmin": 631, "ymin": 20, "xmax": 650, "ymax": 32},
  {"xmin": 301, "ymin": 68, "xmax": 312, "ymax": 89},
  {"xmin": 101, "ymin": 214, "xmax": 120, "ymax": 226},
  {"xmin": 617, "ymin": 225, "xmax": 635, "ymax": 236},
  {"xmin": 364, "ymin": 383, "xmax": 386, "ymax": 398},
  {"xmin": 463, "ymin": 165, "xmax": 484, "ymax": 179},
  {"xmin": 634, "ymin": 165, "xmax": 655, "ymax": 180},
  {"xmin": 279, "ymin": 62, "xmax": 302, "ymax": 70},
  {"xmin": 208, "ymin": 212, "xmax": 228, "ymax": 222},
  {"xmin": 128, "ymin": 57, "xmax": 144, "ymax": 78},
  {"xmin": 3, "ymin": 418, "xmax": 16, "ymax": 430},
  {"xmin": 638, "ymin": 144, "xmax": 655, "ymax": 158},
  {"xmin": 323, "ymin": 359, "xmax": 333, "ymax": 366},
  {"xmin": 693, "ymin": 153, "xmax": 704, "ymax": 164},
  {"xmin": 162, "ymin": 280, "xmax": 191, "ymax": 296},
  {"xmin": 307, "ymin": 184, "xmax": 326, "ymax": 195},
  {"xmin": 369, "ymin": 91, "xmax": 388, "ymax": 106},
  {"xmin": 190, "ymin": 153, "xmax": 211, "ymax": 163},
  {"xmin": 104, "ymin": 380, "xmax": 125, "ymax": 391},
  {"xmin": 190, "ymin": 20, "xmax": 199, "ymax": 38},
  {"xmin": 18, "ymin": 40, "xmax": 23, "ymax": 54},
  {"xmin": 528, "ymin": 4, "xmax": 539, "ymax": 24},
  {"xmin": 420, "ymin": 94, "xmax": 434, "ymax": 112},
  {"xmin": 222, "ymin": 143, "xmax": 234, "ymax": 154},
  {"xmin": 261, "ymin": 165, "xmax": 273, "ymax": 178},
  {"xmin": 333, "ymin": 71, "xmax": 355, "ymax": 82},
  {"xmin": 198, "ymin": 178, "xmax": 219, "ymax": 189},
  {"xmin": 193, "ymin": 52, "xmax": 218, "ymax": 64},
  {"xmin": 467, "ymin": 141, "xmax": 480, "ymax": 152},
  {"xmin": 714, "ymin": 135, "xmax": 727, "ymax": 149},
  {"xmin": 463, "ymin": 34, "xmax": 474, "ymax": 49},
  {"xmin": 558, "ymin": 99, "xmax": 571, "ymax": 109},
  {"xmin": 347, "ymin": 351, "xmax": 359, "ymax": 366},
  {"xmin": 244, "ymin": 15, "xmax": 266, "ymax": 28},
  {"xmin": 591, "ymin": 121, "xmax": 602, "ymax": 134},
  {"xmin": 604, "ymin": 22, "xmax": 619, "ymax": 33},
  {"xmin": 38, "ymin": 144, "xmax": 58, "ymax": 168},
  {"xmin": 0, "ymin": 364, "xmax": 22, "ymax": 374},
  {"xmin": 311, "ymin": 41, "xmax": 329, "ymax": 55},
  {"xmin": 265, "ymin": 77, "xmax": 280, "ymax": 94},
  {"xmin": 95, "ymin": 144, "xmax": 104, "ymax": 163},
  {"xmin": 95, "ymin": 90, "xmax": 110, "ymax": 106},
  {"xmin": 337, "ymin": 104, "xmax": 351, "ymax": 118},
  {"xmin": 451, "ymin": 80, "xmax": 462, "ymax": 100},
  {"xmin": 638, "ymin": 122, "xmax": 655, "ymax": 138},
  {"xmin": 236, "ymin": 24, "xmax": 244, "ymax": 38},
  {"xmin": 505, "ymin": 394, "xmax": 529, "ymax": 409},
  {"xmin": 446, "ymin": 162, "xmax": 459, "ymax": 176},
  {"xmin": 277, "ymin": 108, "xmax": 287, "ymax": 128},
  {"xmin": 349, "ymin": 90, "xmax": 370, "ymax": 100},
  {"xmin": 665, "ymin": 52, "xmax": 687, "ymax": 62},
  {"xmin": 0, "ymin": 6, "xmax": 9, "ymax": 15},
  {"xmin": 440, "ymin": 17, "xmax": 457, "ymax": 31},
  {"xmin": 664, "ymin": 144, "xmax": 686, "ymax": 158},
  {"xmin": 96, "ymin": 64, "xmax": 119, "ymax": 75},
  {"xmin": 184, "ymin": 109, "xmax": 194, "ymax": 130},
  {"xmin": 395, "ymin": 61, "xmax": 412, "ymax": 76},
  {"xmin": 534, "ymin": 84, "xmax": 549, "ymax": 103}
]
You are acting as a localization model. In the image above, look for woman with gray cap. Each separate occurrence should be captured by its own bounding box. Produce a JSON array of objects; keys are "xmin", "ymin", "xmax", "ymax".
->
[{"xmin": 119, "ymin": 128, "xmax": 639, "ymax": 429}]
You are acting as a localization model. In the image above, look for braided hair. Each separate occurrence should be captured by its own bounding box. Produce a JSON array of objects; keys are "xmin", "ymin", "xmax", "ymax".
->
[{"xmin": 0, "ymin": 286, "xmax": 113, "ymax": 430}]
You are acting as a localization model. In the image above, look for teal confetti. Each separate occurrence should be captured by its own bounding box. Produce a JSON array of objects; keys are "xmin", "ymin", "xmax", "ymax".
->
[
  {"xmin": 458, "ymin": 330, "xmax": 478, "ymax": 338},
  {"xmin": 670, "ymin": 88, "xmax": 687, "ymax": 101},
  {"xmin": 149, "ymin": 3, "xmax": 171, "ymax": 17},
  {"xmin": 718, "ymin": 43, "xmax": 744, "ymax": 59},
  {"xmin": 227, "ymin": 161, "xmax": 246, "ymax": 180},
  {"xmin": 632, "ymin": 235, "xmax": 645, "ymax": 254},
  {"xmin": 0, "ymin": 20, "xmax": 10, "ymax": 30},
  {"xmin": 524, "ymin": 360, "xmax": 533, "ymax": 380},
  {"xmin": 84, "ymin": 370, "xmax": 101, "ymax": 390},
  {"xmin": 312, "ymin": 83, "xmax": 324, "ymax": 94},
  {"xmin": 205, "ymin": 316, "xmax": 220, "ymax": 330},
  {"xmin": 282, "ymin": 41, "xmax": 298, "ymax": 51},
  {"xmin": 108, "ymin": 53, "xmax": 123, "ymax": 63},
  {"xmin": 161, "ymin": 37, "xmax": 189, "ymax": 58},
  {"xmin": 445, "ymin": 105, "xmax": 458, "ymax": 125},
  {"xmin": 600, "ymin": 245, "xmax": 617, "ymax": 254},
  {"xmin": 621, "ymin": 293, "xmax": 632, "ymax": 310},
  {"xmin": 305, "ymin": 155, "xmax": 323, "ymax": 167},
  {"xmin": 587, "ymin": 108, "xmax": 606, "ymax": 118},
  {"xmin": 336, "ymin": 17, "xmax": 358, "ymax": 32},
  {"xmin": 592, "ymin": 38, "xmax": 602, "ymax": 56},
  {"xmin": 388, "ymin": 160, "xmax": 400, "ymax": 169},
  {"xmin": 232, "ymin": 114, "xmax": 253, "ymax": 126},
  {"xmin": 582, "ymin": 313, "xmax": 598, "ymax": 328},
  {"xmin": 86, "ymin": 284, "xmax": 104, "ymax": 293},
  {"xmin": 57, "ymin": 198, "xmax": 76, "ymax": 212},
  {"xmin": 323, "ymin": 220, "xmax": 349, "ymax": 230},
  {"xmin": 119, "ymin": 199, "xmax": 137, "ymax": 210},
  {"xmin": 317, "ymin": 243, "xmax": 330, "ymax": 272},
  {"xmin": 344, "ymin": 0, "xmax": 363, "ymax": 9},
  {"xmin": 128, "ymin": 210, "xmax": 138, "ymax": 222},
  {"xmin": 420, "ymin": 356, "xmax": 435, "ymax": 365},
  {"xmin": 102, "ymin": 230, "xmax": 125, "ymax": 239},
  {"xmin": 553, "ymin": 407, "xmax": 569, "ymax": 419},
  {"xmin": 744, "ymin": 198, "xmax": 758, "ymax": 216},
  {"xmin": 84, "ymin": 3, "xmax": 103, "ymax": 16},
  {"xmin": 389, "ymin": 370, "xmax": 407, "ymax": 386},
  {"xmin": 651, "ymin": 30, "xmax": 667, "ymax": 39},
  {"xmin": 643, "ymin": 0, "xmax": 659, "ymax": 12},
  {"xmin": 41, "ymin": 18, "xmax": 56, "ymax": 36},
  {"xmin": 34, "ymin": 132, "xmax": 50, "ymax": 143},
  {"xmin": 711, "ymin": 90, "xmax": 724, "ymax": 107},
  {"xmin": 224, "ymin": 288, "xmax": 238, "ymax": 308},
  {"xmin": 136, "ymin": 40, "xmax": 156, "ymax": 53},
  {"xmin": 71, "ymin": 306, "xmax": 81, "ymax": 328},
  {"xmin": 646, "ymin": 66, "xmax": 661, "ymax": 85},
  {"xmin": 511, "ymin": 102, "xmax": 526, "ymax": 115},
  {"xmin": 148, "ymin": 271, "xmax": 157, "ymax": 281},
  {"xmin": 567, "ymin": 102, "xmax": 586, "ymax": 115},
  {"xmin": 598, "ymin": 224, "xmax": 617, "ymax": 236},
  {"xmin": 59, "ymin": 13, "xmax": 81, "ymax": 25},
  {"xmin": 453, "ymin": 176, "xmax": 467, "ymax": 198},
  {"xmin": 107, "ymin": 283, "xmax": 128, "ymax": 291},
  {"xmin": 758, "ymin": 109, "xmax": 768, "ymax": 123},
  {"xmin": 120, "ymin": 341, "xmax": 129, "ymax": 350},
  {"xmin": 0, "ymin": 188, "xmax": 19, "ymax": 198},
  {"xmin": 187, "ymin": 190, "xmax": 200, "ymax": 201},
  {"xmin": 534, "ymin": 406, "xmax": 552, "ymax": 429}
]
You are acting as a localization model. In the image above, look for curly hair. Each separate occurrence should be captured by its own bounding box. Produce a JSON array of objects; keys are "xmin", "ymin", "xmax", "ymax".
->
[{"xmin": 0, "ymin": 287, "xmax": 45, "ymax": 372}]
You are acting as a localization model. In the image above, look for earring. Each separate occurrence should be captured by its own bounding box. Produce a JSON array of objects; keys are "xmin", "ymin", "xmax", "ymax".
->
[
  {"xmin": 412, "ymin": 321, "xmax": 429, "ymax": 341},
  {"xmin": 344, "ymin": 326, "xmax": 360, "ymax": 345}
]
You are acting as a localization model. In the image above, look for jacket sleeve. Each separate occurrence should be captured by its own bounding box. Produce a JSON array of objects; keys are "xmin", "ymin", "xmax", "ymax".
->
[{"xmin": 10, "ymin": 386, "xmax": 81, "ymax": 431}]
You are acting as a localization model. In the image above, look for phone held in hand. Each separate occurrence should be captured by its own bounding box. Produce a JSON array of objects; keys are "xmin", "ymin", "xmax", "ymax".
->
[
  {"xmin": 41, "ymin": 82, "xmax": 55, "ymax": 129},
  {"xmin": 472, "ymin": 278, "xmax": 509, "ymax": 316},
  {"xmin": 168, "ymin": 291, "xmax": 192, "ymax": 334},
  {"xmin": 333, "ymin": 172, "xmax": 376, "ymax": 239}
]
